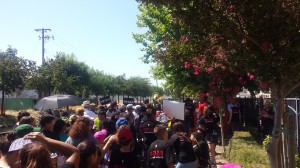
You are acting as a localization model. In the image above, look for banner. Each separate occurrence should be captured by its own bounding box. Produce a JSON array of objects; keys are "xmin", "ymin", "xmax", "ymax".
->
[
  {"xmin": 99, "ymin": 96, "xmax": 111, "ymax": 105},
  {"xmin": 123, "ymin": 98, "xmax": 135, "ymax": 105},
  {"xmin": 162, "ymin": 100, "xmax": 185, "ymax": 120}
]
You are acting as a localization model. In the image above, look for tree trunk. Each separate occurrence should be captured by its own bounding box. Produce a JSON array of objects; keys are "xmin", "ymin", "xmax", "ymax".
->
[
  {"xmin": 267, "ymin": 82, "xmax": 284, "ymax": 168},
  {"xmin": 1, "ymin": 89, "xmax": 4, "ymax": 116},
  {"xmin": 282, "ymin": 112, "xmax": 288, "ymax": 168},
  {"xmin": 219, "ymin": 102, "xmax": 225, "ymax": 153},
  {"xmin": 288, "ymin": 113, "xmax": 296, "ymax": 168}
]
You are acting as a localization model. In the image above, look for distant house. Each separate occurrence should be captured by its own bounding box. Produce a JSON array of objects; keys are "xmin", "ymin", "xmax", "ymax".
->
[
  {"xmin": 0, "ymin": 89, "xmax": 38, "ymax": 99},
  {"xmin": 236, "ymin": 88, "xmax": 271, "ymax": 99}
]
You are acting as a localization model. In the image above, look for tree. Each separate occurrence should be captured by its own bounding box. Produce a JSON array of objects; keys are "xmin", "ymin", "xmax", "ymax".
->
[
  {"xmin": 87, "ymin": 68, "xmax": 106, "ymax": 97},
  {"xmin": 50, "ymin": 53, "xmax": 90, "ymax": 95},
  {"xmin": 135, "ymin": 1, "xmax": 300, "ymax": 167},
  {"xmin": 26, "ymin": 62, "xmax": 55, "ymax": 96},
  {"xmin": 127, "ymin": 76, "xmax": 152, "ymax": 99},
  {"xmin": 115, "ymin": 74, "xmax": 127, "ymax": 102},
  {"xmin": 0, "ymin": 47, "xmax": 35, "ymax": 115},
  {"xmin": 27, "ymin": 53, "xmax": 91, "ymax": 97}
]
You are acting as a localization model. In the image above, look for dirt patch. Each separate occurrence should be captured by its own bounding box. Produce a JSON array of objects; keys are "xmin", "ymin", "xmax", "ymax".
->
[{"xmin": 0, "ymin": 109, "xmax": 42, "ymax": 132}]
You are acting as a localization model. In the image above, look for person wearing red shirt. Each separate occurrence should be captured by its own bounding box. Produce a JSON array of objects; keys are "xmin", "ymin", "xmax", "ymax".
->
[{"xmin": 197, "ymin": 96, "xmax": 210, "ymax": 117}]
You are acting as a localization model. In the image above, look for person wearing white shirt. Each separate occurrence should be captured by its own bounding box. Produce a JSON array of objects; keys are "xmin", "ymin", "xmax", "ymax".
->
[{"xmin": 82, "ymin": 101, "xmax": 97, "ymax": 120}]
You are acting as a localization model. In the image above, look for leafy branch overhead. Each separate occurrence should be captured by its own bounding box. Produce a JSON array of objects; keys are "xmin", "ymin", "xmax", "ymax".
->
[{"xmin": 134, "ymin": 0, "xmax": 300, "ymax": 97}]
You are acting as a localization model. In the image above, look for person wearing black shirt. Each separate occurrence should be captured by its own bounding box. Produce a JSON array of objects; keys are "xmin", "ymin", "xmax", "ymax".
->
[
  {"xmin": 141, "ymin": 112, "xmax": 161, "ymax": 168},
  {"xmin": 190, "ymin": 129, "xmax": 209, "ymax": 168},
  {"xmin": 148, "ymin": 125, "xmax": 175, "ymax": 168},
  {"xmin": 184, "ymin": 98, "xmax": 196, "ymax": 135},
  {"xmin": 198, "ymin": 106, "xmax": 219, "ymax": 165},
  {"xmin": 142, "ymin": 112, "xmax": 161, "ymax": 147},
  {"xmin": 169, "ymin": 122, "xmax": 197, "ymax": 168},
  {"xmin": 259, "ymin": 100, "xmax": 274, "ymax": 138},
  {"xmin": 109, "ymin": 125, "xmax": 139, "ymax": 168},
  {"xmin": 227, "ymin": 100, "xmax": 241, "ymax": 131}
]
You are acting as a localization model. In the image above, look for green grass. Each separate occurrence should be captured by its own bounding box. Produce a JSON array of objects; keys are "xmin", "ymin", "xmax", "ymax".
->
[{"xmin": 225, "ymin": 131, "xmax": 270, "ymax": 168}]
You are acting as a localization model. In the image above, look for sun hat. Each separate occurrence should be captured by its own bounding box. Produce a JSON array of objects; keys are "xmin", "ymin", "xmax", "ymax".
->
[
  {"xmin": 82, "ymin": 100, "xmax": 91, "ymax": 107},
  {"xmin": 15, "ymin": 124, "xmax": 41, "ymax": 138}
]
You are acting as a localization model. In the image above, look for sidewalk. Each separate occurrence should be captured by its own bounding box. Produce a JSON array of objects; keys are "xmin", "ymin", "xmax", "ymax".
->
[{"xmin": 214, "ymin": 145, "xmax": 228, "ymax": 168}]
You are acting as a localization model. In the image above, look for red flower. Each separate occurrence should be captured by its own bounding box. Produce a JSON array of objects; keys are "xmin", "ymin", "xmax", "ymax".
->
[
  {"xmin": 249, "ymin": 75, "xmax": 254, "ymax": 80},
  {"xmin": 259, "ymin": 82, "xmax": 268, "ymax": 88},
  {"xmin": 193, "ymin": 70, "xmax": 199, "ymax": 75},
  {"xmin": 241, "ymin": 39, "xmax": 247, "ymax": 45},
  {"xmin": 238, "ymin": 77, "xmax": 244, "ymax": 85},
  {"xmin": 193, "ymin": 65, "xmax": 201, "ymax": 71},
  {"xmin": 184, "ymin": 62, "xmax": 190, "ymax": 69},
  {"xmin": 180, "ymin": 35, "xmax": 189, "ymax": 42},
  {"xmin": 262, "ymin": 42, "xmax": 270, "ymax": 49},
  {"xmin": 227, "ymin": 5, "xmax": 236, "ymax": 11}
]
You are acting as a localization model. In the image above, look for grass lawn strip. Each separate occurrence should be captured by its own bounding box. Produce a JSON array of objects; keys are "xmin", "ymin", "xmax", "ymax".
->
[{"xmin": 225, "ymin": 131, "xmax": 270, "ymax": 168}]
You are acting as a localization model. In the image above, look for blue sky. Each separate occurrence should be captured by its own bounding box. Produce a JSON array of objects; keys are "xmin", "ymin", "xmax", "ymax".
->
[{"xmin": 0, "ymin": 1, "xmax": 160, "ymax": 85}]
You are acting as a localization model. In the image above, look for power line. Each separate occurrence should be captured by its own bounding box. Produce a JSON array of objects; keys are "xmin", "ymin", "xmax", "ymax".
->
[
  {"xmin": 52, "ymin": 32, "xmax": 90, "ymax": 58},
  {"xmin": 34, "ymin": 28, "xmax": 54, "ymax": 65}
]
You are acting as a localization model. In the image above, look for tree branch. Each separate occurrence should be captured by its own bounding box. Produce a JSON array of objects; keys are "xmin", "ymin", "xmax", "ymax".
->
[{"xmin": 284, "ymin": 80, "xmax": 300, "ymax": 97}]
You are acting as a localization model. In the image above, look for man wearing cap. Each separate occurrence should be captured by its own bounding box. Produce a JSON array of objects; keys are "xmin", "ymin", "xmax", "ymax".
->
[
  {"xmin": 82, "ymin": 100, "xmax": 97, "ymax": 120},
  {"xmin": 15, "ymin": 124, "xmax": 41, "ymax": 138},
  {"xmin": 106, "ymin": 102, "xmax": 118, "ymax": 119}
]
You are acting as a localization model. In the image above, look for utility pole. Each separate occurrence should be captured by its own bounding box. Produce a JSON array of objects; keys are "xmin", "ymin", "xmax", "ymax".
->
[{"xmin": 34, "ymin": 28, "xmax": 53, "ymax": 65}]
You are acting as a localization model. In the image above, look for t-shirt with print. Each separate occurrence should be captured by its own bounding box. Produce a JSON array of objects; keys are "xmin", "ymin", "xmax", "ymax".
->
[
  {"xmin": 141, "ymin": 120, "xmax": 160, "ymax": 146},
  {"xmin": 199, "ymin": 116, "xmax": 214, "ymax": 134},
  {"xmin": 148, "ymin": 139, "xmax": 174, "ymax": 168},
  {"xmin": 169, "ymin": 133, "xmax": 196, "ymax": 163},
  {"xmin": 109, "ymin": 149, "xmax": 139, "ymax": 168}
]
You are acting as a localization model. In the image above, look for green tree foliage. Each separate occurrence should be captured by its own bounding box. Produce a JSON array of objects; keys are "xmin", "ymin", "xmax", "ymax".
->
[
  {"xmin": 27, "ymin": 52, "xmax": 90, "ymax": 96},
  {"xmin": 26, "ymin": 52, "xmax": 160, "ymax": 99},
  {"xmin": 127, "ymin": 76, "xmax": 152, "ymax": 97},
  {"xmin": 135, "ymin": 1, "xmax": 300, "ymax": 167},
  {"xmin": 26, "ymin": 62, "xmax": 55, "ymax": 95},
  {"xmin": 0, "ymin": 47, "xmax": 35, "ymax": 115},
  {"xmin": 87, "ymin": 68, "xmax": 106, "ymax": 96}
]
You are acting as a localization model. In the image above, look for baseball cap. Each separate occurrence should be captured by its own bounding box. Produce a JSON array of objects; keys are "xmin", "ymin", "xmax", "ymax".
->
[
  {"xmin": 126, "ymin": 104, "xmax": 133, "ymax": 110},
  {"xmin": 116, "ymin": 118, "xmax": 128, "ymax": 128},
  {"xmin": 117, "ymin": 126, "xmax": 132, "ymax": 141},
  {"xmin": 95, "ymin": 110, "xmax": 106, "ymax": 116},
  {"xmin": 15, "ymin": 124, "xmax": 41, "ymax": 138},
  {"xmin": 9, "ymin": 138, "xmax": 33, "ymax": 152},
  {"xmin": 134, "ymin": 105, "xmax": 141, "ymax": 110}
]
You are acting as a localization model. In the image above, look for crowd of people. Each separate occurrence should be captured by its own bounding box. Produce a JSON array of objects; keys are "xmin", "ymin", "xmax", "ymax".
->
[{"xmin": 0, "ymin": 96, "xmax": 273, "ymax": 168}]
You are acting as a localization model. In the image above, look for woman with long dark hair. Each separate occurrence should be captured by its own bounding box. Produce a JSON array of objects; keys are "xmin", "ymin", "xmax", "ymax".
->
[
  {"xmin": 198, "ymin": 106, "xmax": 220, "ymax": 165},
  {"xmin": 77, "ymin": 140, "xmax": 101, "ymax": 168}
]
